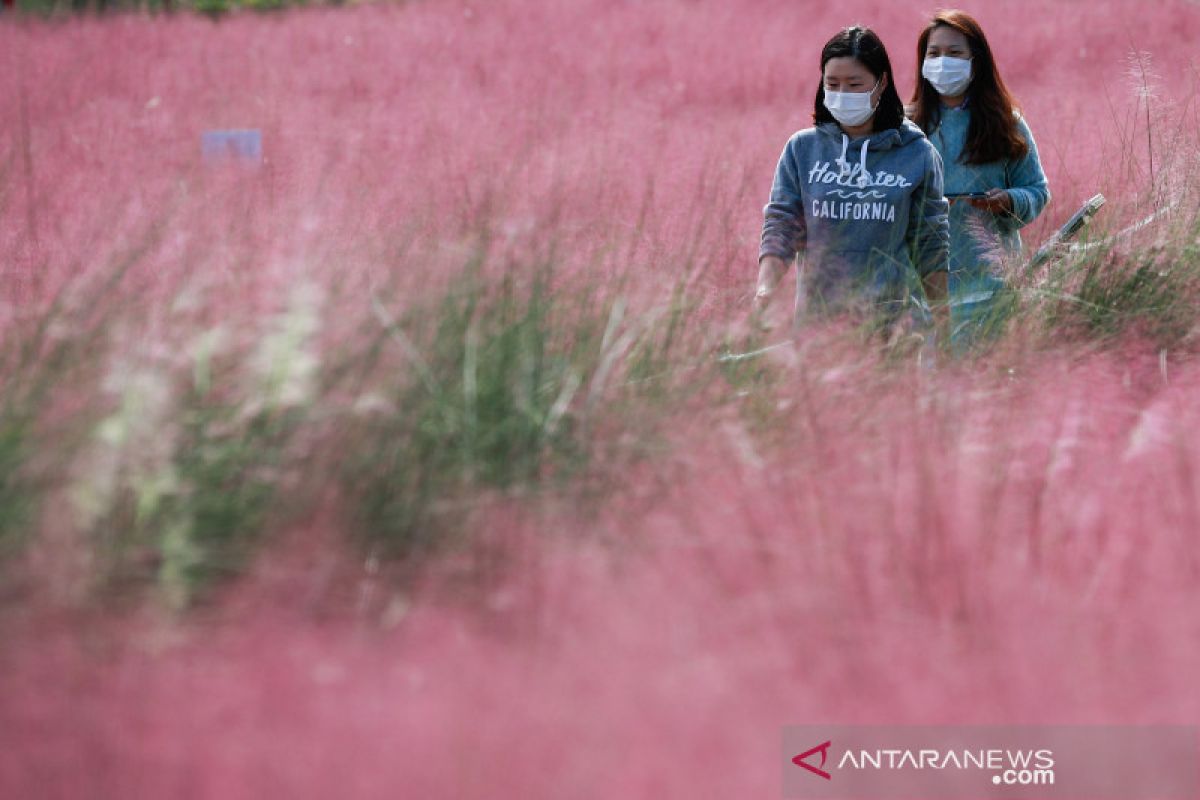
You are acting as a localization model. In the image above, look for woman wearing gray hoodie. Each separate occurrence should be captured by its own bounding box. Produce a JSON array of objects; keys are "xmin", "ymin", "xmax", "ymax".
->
[{"xmin": 756, "ymin": 26, "xmax": 950, "ymax": 342}]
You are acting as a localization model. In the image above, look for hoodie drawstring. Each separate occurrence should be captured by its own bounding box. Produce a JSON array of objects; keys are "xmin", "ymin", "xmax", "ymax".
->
[
  {"xmin": 835, "ymin": 134, "xmax": 851, "ymax": 176},
  {"xmin": 835, "ymin": 134, "xmax": 872, "ymax": 188}
]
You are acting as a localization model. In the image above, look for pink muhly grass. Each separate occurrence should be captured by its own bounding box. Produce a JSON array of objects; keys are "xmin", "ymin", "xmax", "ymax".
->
[
  {"xmin": 2, "ymin": 1, "xmax": 1200, "ymax": 798},
  {"xmin": 5, "ymin": 348, "xmax": 1200, "ymax": 798}
]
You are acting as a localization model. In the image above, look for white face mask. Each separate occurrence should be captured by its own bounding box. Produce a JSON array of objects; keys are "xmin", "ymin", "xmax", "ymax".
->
[
  {"xmin": 823, "ymin": 79, "xmax": 880, "ymax": 128},
  {"xmin": 922, "ymin": 56, "xmax": 972, "ymax": 97}
]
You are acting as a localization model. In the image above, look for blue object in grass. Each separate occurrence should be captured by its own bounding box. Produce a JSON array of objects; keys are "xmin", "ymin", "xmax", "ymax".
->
[{"xmin": 201, "ymin": 129, "xmax": 263, "ymax": 165}]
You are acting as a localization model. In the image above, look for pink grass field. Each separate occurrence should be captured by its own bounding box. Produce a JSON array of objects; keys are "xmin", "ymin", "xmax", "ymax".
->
[{"xmin": 3, "ymin": 1, "xmax": 1200, "ymax": 797}]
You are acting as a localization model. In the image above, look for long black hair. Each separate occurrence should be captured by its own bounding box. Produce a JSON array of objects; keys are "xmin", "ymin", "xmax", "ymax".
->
[{"xmin": 813, "ymin": 26, "xmax": 906, "ymax": 132}]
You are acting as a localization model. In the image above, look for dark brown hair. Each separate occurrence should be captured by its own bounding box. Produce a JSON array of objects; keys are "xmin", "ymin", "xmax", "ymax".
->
[
  {"xmin": 813, "ymin": 26, "xmax": 906, "ymax": 132},
  {"xmin": 910, "ymin": 9, "xmax": 1028, "ymax": 164}
]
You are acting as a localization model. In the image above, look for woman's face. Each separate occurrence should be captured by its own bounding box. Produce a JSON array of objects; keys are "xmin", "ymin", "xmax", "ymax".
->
[
  {"xmin": 925, "ymin": 26, "xmax": 972, "ymax": 60},
  {"xmin": 822, "ymin": 56, "xmax": 886, "ymax": 99}
]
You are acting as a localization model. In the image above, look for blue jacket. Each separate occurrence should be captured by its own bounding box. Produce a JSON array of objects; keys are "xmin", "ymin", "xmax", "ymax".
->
[
  {"xmin": 926, "ymin": 103, "xmax": 1050, "ymax": 301},
  {"xmin": 760, "ymin": 119, "xmax": 949, "ymax": 321}
]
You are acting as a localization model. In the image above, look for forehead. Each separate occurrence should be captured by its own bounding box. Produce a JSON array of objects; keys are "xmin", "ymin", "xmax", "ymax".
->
[
  {"xmin": 822, "ymin": 56, "xmax": 875, "ymax": 81},
  {"xmin": 927, "ymin": 26, "xmax": 971, "ymax": 51}
]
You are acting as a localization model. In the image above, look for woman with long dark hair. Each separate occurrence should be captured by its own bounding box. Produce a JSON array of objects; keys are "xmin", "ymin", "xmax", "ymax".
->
[
  {"xmin": 756, "ymin": 26, "xmax": 949, "ymax": 345},
  {"xmin": 910, "ymin": 9, "xmax": 1050, "ymax": 347}
]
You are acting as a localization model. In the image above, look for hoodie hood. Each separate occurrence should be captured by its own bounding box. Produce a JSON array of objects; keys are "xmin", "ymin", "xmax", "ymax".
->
[{"xmin": 814, "ymin": 119, "xmax": 928, "ymax": 150}]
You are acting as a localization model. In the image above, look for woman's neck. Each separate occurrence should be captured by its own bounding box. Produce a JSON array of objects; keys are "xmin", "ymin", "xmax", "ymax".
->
[
  {"xmin": 940, "ymin": 93, "xmax": 967, "ymax": 109},
  {"xmin": 839, "ymin": 121, "xmax": 874, "ymax": 139}
]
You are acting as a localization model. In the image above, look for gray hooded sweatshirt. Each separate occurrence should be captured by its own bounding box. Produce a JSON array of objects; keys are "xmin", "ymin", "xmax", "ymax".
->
[{"xmin": 760, "ymin": 119, "xmax": 949, "ymax": 321}]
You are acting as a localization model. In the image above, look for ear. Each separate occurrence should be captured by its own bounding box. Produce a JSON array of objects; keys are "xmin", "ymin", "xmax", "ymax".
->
[{"xmin": 878, "ymin": 72, "xmax": 890, "ymax": 96}]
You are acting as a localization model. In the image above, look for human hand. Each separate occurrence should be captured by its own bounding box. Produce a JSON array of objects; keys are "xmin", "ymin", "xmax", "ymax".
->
[
  {"xmin": 967, "ymin": 188, "xmax": 1012, "ymax": 215},
  {"xmin": 751, "ymin": 255, "xmax": 788, "ymax": 330},
  {"xmin": 749, "ymin": 290, "xmax": 775, "ymax": 333},
  {"xmin": 751, "ymin": 287, "xmax": 771, "ymax": 316}
]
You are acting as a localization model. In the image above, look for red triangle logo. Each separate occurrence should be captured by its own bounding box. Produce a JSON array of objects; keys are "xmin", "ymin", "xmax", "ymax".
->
[{"xmin": 792, "ymin": 740, "xmax": 832, "ymax": 780}]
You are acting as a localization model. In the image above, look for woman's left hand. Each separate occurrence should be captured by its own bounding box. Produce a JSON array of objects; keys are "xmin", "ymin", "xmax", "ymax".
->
[{"xmin": 967, "ymin": 188, "xmax": 1012, "ymax": 214}]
